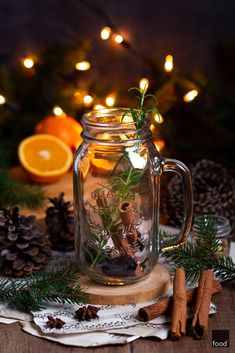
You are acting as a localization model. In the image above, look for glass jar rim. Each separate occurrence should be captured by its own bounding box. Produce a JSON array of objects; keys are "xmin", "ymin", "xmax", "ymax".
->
[{"xmin": 82, "ymin": 107, "xmax": 149, "ymax": 129}]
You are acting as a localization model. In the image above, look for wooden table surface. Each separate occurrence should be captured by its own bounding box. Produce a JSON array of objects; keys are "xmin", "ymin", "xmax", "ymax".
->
[
  {"xmin": 1, "ymin": 169, "xmax": 234, "ymax": 353},
  {"xmin": 0, "ymin": 282, "xmax": 234, "ymax": 353}
]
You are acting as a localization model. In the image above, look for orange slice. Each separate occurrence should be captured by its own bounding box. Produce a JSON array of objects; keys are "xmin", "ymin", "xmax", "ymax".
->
[
  {"xmin": 18, "ymin": 134, "xmax": 73, "ymax": 183},
  {"xmin": 90, "ymin": 158, "xmax": 116, "ymax": 175}
]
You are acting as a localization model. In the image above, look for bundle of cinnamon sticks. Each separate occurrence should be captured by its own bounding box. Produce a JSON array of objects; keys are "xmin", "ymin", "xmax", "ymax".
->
[{"xmin": 138, "ymin": 268, "xmax": 222, "ymax": 340}]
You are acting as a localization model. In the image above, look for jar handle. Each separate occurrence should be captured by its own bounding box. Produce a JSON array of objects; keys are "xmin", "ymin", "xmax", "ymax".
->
[{"xmin": 161, "ymin": 158, "xmax": 193, "ymax": 251}]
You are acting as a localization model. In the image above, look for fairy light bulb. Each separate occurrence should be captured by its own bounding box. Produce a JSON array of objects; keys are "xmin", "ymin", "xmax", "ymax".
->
[
  {"xmin": 183, "ymin": 89, "xmax": 199, "ymax": 102},
  {"xmin": 94, "ymin": 104, "xmax": 105, "ymax": 110},
  {"xmin": 164, "ymin": 55, "xmax": 173, "ymax": 72},
  {"xmin": 83, "ymin": 95, "xmax": 93, "ymax": 106},
  {"xmin": 100, "ymin": 26, "xmax": 111, "ymax": 40},
  {"xmin": 53, "ymin": 106, "xmax": 65, "ymax": 117},
  {"xmin": 113, "ymin": 34, "xmax": 123, "ymax": 44},
  {"xmin": 139, "ymin": 78, "xmax": 149, "ymax": 91},
  {"xmin": 0, "ymin": 94, "xmax": 6, "ymax": 105},
  {"xmin": 105, "ymin": 96, "xmax": 115, "ymax": 107},
  {"xmin": 150, "ymin": 124, "xmax": 155, "ymax": 131},
  {"xmin": 23, "ymin": 58, "xmax": 35, "ymax": 69},
  {"xmin": 153, "ymin": 140, "xmax": 165, "ymax": 152},
  {"xmin": 154, "ymin": 112, "xmax": 164, "ymax": 124},
  {"xmin": 75, "ymin": 61, "xmax": 90, "ymax": 71}
]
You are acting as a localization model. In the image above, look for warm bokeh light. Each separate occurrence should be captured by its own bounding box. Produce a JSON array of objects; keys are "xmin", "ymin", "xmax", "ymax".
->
[
  {"xmin": 100, "ymin": 26, "xmax": 111, "ymax": 40},
  {"xmin": 105, "ymin": 96, "xmax": 115, "ymax": 107},
  {"xmin": 83, "ymin": 95, "xmax": 93, "ymax": 105},
  {"xmin": 53, "ymin": 105, "xmax": 65, "ymax": 117},
  {"xmin": 139, "ymin": 77, "xmax": 149, "ymax": 91},
  {"xmin": 113, "ymin": 34, "xmax": 124, "ymax": 44},
  {"xmin": 164, "ymin": 54, "xmax": 173, "ymax": 72},
  {"xmin": 0, "ymin": 94, "xmax": 6, "ymax": 105},
  {"xmin": 94, "ymin": 104, "xmax": 106, "ymax": 110},
  {"xmin": 154, "ymin": 112, "xmax": 164, "ymax": 124},
  {"xmin": 153, "ymin": 139, "xmax": 165, "ymax": 152},
  {"xmin": 183, "ymin": 89, "xmax": 199, "ymax": 102},
  {"xmin": 74, "ymin": 90, "xmax": 83, "ymax": 103},
  {"xmin": 150, "ymin": 124, "xmax": 155, "ymax": 131},
  {"xmin": 75, "ymin": 61, "xmax": 91, "ymax": 71},
  {"xmin": 23, "ymin": 58, "xmax": 35, "ymax": 69}
]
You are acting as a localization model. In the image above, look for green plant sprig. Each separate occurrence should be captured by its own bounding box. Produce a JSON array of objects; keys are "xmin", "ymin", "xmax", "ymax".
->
[
  {"xmin": 122, "ymin": 86, "xmax": 159, "ymax": 129},
  {"xmin": 0, "ymin": 268, "xmax": 88, "ymax": 312},
  {"xmin": 162, "ymin": 215, "xmax": 235, "ymax": 283}
]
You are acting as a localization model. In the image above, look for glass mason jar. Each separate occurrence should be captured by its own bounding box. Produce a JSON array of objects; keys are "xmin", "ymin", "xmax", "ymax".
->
[
  {"xmin": 73, "ymin": 108, "xmax": 193, "ymax": 285},
  {"xmin": 193, "ymin": 215, "xmax": 231, "ymax": 256}
]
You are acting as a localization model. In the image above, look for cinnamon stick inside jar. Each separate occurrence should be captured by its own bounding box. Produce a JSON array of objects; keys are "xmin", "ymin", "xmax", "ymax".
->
[
  {"xmin": 191, "ymin": 269, "xmax": 214, "ymax": 339},
  {"xmin": 171, "ymin": 268, "xmax": 187, "ymax": 340},
  {"xmin": 118, "ymin": 201, "xmax": 139, "ymax": 243},
  {"xmin": 138, "ymin": 280, "xmax": 222, "ymax": 322}
]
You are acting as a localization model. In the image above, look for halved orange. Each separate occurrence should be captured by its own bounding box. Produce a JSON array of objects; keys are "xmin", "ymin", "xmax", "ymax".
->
[
  {"xmin": 18, "ymin": 134, "xmax": 73, "ymax": 183},
  {"xmin": 90, "ymin": 158, "xmax": 116, "ymax": 175}
]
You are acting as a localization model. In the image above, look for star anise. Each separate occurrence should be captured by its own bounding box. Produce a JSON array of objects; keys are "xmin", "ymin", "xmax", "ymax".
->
[
  {"xmin": 46, "ymin": 316, "xmax": 65, "ymax": 329},
  {"xmin": 75, "ymin": 305, "xmax": 100, "ymax": 321}
]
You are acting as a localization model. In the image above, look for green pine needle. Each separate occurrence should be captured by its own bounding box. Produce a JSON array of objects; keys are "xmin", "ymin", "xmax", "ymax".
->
[
  {"xmin": 162, "ymin": 215, "xmax": 235, "ymax": 282},
  {"xmin": 0, "ymin": 170, "xmax": 45, "ymax": 210},
  {"xmin": 0, "ymin": 268, "xmax": 88, "ymax": 312}
]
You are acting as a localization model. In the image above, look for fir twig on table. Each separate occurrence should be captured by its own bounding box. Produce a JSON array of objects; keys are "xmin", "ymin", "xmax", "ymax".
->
[
  {"xmin": 0, "ymin": 268, "xmax": 88, "ymax": 312},
  {"xmin": 162, "ymin": 216, "xmax": 235, "ymax": 283},
  {"xmin": 0, "ymin": 170, "xmax": 45, "ymax": 210}
]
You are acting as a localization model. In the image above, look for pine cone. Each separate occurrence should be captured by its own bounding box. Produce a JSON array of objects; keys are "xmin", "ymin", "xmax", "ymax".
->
[
  {"xmin": 45, "ymin": 192, "xmax": 74, "ymax": 251},
  {"xmin": 0, "ymin": 207, "xmax": 51, "ymax": 277},
  {"xmin": 163, "ymin": 159, "xmax": 235, "ymax": 232}
]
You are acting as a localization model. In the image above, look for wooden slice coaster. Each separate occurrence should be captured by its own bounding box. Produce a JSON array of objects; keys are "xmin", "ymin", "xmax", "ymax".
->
[{"xmin": 79, "ymin": 264, "xmax": 170, "ymax": 305}]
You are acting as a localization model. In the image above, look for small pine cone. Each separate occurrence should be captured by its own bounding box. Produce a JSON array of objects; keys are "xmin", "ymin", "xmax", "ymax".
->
[
  {"xmin": 0, "ymin": 207, "xmax": 51, "ymax": 277},
  {"xmin": 45, "ymin": 192, "xmax": 74, "ymax": 251}
]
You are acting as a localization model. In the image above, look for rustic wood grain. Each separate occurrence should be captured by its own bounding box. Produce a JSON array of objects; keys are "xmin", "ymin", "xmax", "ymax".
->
[
  {"xmin": 0, "ymin": 285, "xmax": 234, "ymax": 353},
  {"xmin": 79, "ymin": 264, "xmax": 170, "ymax": 305}
]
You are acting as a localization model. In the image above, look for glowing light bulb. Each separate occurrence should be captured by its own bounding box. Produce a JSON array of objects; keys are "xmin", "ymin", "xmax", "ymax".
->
[
  {"xmin": 139, "ymin": 78, "xmax": 149, "ymax": 91},
  {"xmin": 153, "ymin": 140, "xmax": 165, "ymax": 152},
  {"xmin": 105, "ymin": 96, "xmax": 115, "ymax": 107},
  {"xmin": 0, "ymin": 94, "xmax": 6, "ymax": 105},
  {"xmin": 74, "ymin": 90, "xmax": 83, "ymax": 103},
  {"xmin": 83, "ymin": 95, "xmax": 93, "ymax": 106},
  {"xmin": 100, "ymin": 26, "xmax": 111, "ymax": 40},
  {"xmin": 23, "ymin": 58, "xmax": 34, "ymax": 69},
  {"xmin": 150, "ymin": 124, "xmax": 155, "ymax": 131},
  {"xmin": 164, "ymin": 55, "xmax": 173, "ymax": 72},
  {"xmin": 53, "ymin": 106, "xmax": 64, "ymax": 117},
  {"xmin": 183, "ymin": 89, "xmax": 199, "ymax": 102},
  {"xmin": 94, "ymin": 104, "xmax": 105, "ymax": 110},
  {"xmin": 75, "ymin": 61, "xmax": 91, "ymax": 71},
  {"xmin": 154, "ymin": 113, "xmax": 164, "ymax": 124},
  {"xmin": 113, "ymin": 34, "xmax": 123, "ymax": 44}
]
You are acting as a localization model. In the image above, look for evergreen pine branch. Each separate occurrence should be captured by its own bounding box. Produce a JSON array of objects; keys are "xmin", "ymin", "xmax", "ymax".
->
[
  {"xmin": 162, "ymin": 216, "xmax": 235, "ymax": 282},
  {"xmin": 0, "ymin": 170, "xmax": 45, "ymax": 210},
  {"xmin": 0, "ymin": 268, "xmax": 88, "ymax": 312}
]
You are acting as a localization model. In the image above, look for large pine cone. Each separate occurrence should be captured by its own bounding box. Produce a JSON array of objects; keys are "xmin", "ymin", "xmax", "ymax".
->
[
  {"xmin": 45, "ymin": 192, "xmax": 74, "ymax": 251},
  {"xmin": 0, "ymin": 207, "xmax": 51, "ymax": 277},
  {"xmin": 163, "ymin": 159, "xmax": 235, "ymax": 232}
]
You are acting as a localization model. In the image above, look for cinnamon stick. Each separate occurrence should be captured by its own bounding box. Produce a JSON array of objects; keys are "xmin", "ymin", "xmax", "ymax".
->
[
  {"xmin": 111, "ymin": 233, "xmax": 134, "ymax": 257},
  {"xmin": 138, "ymin": 280, "xmax": 222, "ymax": 322},
  {"xmin": 191, "ymin": 269, "xmax": 215, "ymax": 339},
  {"xmin": 171, "ymin": 268, "xmax": 187, "ymax": 340},
  {"xmin": 118, "ymin": 201, "xmax": 139, "ymax": 243}
]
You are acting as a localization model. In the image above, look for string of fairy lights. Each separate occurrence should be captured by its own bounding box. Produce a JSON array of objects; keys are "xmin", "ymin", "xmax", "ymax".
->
[{"xmin": 0, "ymin": 0, "xmax": 200, "ymax": 152}]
